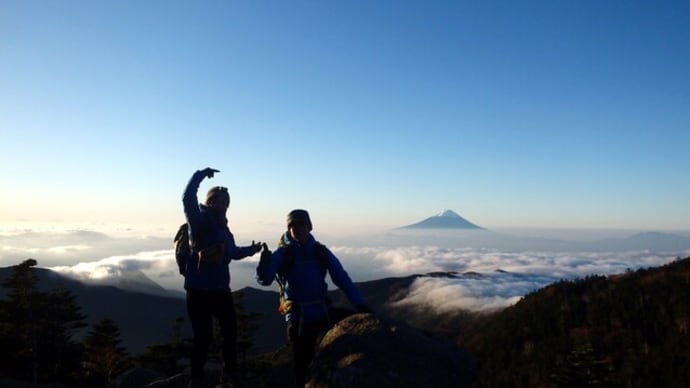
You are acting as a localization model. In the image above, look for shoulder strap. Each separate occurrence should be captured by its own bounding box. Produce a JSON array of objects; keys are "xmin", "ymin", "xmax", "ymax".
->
[
  {"xmin": 313, "ymin": 242, "xmax": 329, "ymax": 269},
  {"xmin": 277, "ymin": 240, "xmax": 329, "ymax": 279},
  {"xmin": 277, "ymin": 245, "xmax": 295, "ymax": 278}
]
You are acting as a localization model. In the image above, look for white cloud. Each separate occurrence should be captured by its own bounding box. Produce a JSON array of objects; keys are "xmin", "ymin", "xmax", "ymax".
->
[
  {"xmin": 50, "ymin": 250, "xmax": 180, "ymax": 288},
  {"xmin": 375, "ymin": 248, "xmax": 685, "ymax": 313},
  {"xmin": 0, "ymin": 229, "xmax": 169, "ymax": 267},
  {"xmin": 392, "ymin": 276, "xmax": 524, "ymax": 313},
  {"xmin": 374, "ymin": 246, "xmax": 444, "ymax": 274},
  {"xmin": 46, "ymin": 245, "xmax": 91, "ymax": 254},
  {"xmin": 4, "ymin": 227, "xmax": 690, "ymax": 314}
]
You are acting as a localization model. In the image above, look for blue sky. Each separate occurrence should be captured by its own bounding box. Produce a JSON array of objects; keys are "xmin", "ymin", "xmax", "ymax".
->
[{"xmin": 2, "ymin": 1, "xmax": 689, "ymax": 238}]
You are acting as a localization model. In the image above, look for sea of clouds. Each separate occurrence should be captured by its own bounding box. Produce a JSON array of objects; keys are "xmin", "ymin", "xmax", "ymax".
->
[{"xmin": 2, "ymin": 228, "xmax": 689, "ymax": 314}]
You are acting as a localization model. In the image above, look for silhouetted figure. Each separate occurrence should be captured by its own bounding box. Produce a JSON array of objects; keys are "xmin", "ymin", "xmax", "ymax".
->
[
  {"xmin": 256, "ymin": 209, "xmax": 370, "ymax": 387},
  {"xmin": 182, "ymin": 168, "xmax": 262, "ymax": 388}
]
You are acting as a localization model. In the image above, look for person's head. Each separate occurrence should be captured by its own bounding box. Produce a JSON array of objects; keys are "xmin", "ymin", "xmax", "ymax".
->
[
  {"xmin": 205, "ymin": 186, "xmax": 230, "ymax": 211},
  {"xmin": 287, "ymin": 209, "xmax": 312, "ymax": 244}
]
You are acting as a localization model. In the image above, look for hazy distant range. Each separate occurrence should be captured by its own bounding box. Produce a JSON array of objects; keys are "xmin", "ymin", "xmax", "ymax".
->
[{"xmin": 388, "ymin": 209, "xmax": 690, "ymax": 252}]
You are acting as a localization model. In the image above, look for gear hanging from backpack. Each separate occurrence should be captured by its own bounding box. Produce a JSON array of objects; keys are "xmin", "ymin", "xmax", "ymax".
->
[{"xmin": 173, "ymin": 223, "xmax": 192, "ymax": 276}]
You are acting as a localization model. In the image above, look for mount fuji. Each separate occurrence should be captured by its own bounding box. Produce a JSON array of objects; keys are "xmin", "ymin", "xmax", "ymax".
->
[{"xmin": 400, "ymin": 209, "xmax": 484, "ymax": 230}]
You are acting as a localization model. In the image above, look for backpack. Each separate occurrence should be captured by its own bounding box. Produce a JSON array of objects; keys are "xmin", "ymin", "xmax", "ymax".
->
[
  {"xmin": 275, "ymin": 238, "xmax": 329, "ymax": 316},
  {"xmin": 173, "ymin": 223, "xmax": 192, "ymax": 276},
  {"xmin": 174, "ymin": 218, "xmax": 227, "ymax": 276}
]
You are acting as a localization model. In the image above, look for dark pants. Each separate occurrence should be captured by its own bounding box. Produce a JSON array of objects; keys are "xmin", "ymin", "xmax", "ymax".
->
[
  {"xmin": 186, "ymin": 288, "xmax": 237, "ymax": 378},
  {"xmin": 289, "ymin": 320, "xmax": 327, "ymax": 388}
]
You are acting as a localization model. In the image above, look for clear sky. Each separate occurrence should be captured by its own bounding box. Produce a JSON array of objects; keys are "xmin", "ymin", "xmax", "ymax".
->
[{"xmin": 2, "ymin": 1, "xmax": 689, "ymax": 238}]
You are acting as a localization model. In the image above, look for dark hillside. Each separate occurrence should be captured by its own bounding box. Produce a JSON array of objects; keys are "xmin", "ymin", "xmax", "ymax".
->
[
  {"xmin": 461, "ymin": 256, "xmax": 690, "ymax": 387},
  {"xmin": 0, "ymin": 266, "xmax": 189, "ymax": 354}
]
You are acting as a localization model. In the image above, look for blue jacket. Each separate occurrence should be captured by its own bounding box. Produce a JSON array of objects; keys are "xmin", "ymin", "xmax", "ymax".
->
[
  {"xmin": 256, "ymin": 232, "xmax": 366, "ymax": 323},
  {"xmin": 182, "ymin": 170, "xmax": 256, "ymax": 290}
]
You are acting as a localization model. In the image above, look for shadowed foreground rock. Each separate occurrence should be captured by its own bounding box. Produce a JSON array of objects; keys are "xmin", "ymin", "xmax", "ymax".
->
[{"xmin": 307, "ymin": 313, "xmax": 475, "ymax": 388}]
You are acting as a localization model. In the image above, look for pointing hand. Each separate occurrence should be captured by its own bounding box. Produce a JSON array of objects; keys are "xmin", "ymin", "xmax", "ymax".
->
[{"xmin": 201, "ymin": 168, "xmax": 220, "ymax": 179}]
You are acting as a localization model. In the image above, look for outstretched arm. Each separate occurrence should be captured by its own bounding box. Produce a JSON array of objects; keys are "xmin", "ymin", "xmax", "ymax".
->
[
  {"xmin": 182, "ymin": 168, "xmax": 219, "ymax": 232},
  {"xmin": 326, "ymin": 250, "xmax": 367, "ymax": 309},
  {"xmin": 226, "ymin": 239, "xmax": 263, "ymax": 261}
]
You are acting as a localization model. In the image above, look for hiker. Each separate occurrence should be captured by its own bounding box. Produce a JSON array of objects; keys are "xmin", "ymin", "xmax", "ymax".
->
[
  {"xmin": 182, "ymin": 167, "xmax": 262, "ymax": 388},
  {"xmin": 256, "ymin": 209, "xmax": 370, "ymax": 387}
]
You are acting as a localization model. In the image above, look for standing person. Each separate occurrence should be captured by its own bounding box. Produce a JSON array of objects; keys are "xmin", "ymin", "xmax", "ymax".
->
[
  {"xmin": 182, "ymin": 167, "xmax": 262, "ymax": 388},
  {"xmin": 256, "ymin": 209, "xmax": 370, "ymax": 387}
]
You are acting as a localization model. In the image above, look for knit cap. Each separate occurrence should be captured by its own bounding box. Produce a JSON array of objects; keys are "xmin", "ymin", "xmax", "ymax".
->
[
  {"xmin": 287, "ymin": 209, "xmax": 312, "ymax": 231},
  {"xmin": 205, "ymin": 186, "xmax": 230, "ymax": 205}
]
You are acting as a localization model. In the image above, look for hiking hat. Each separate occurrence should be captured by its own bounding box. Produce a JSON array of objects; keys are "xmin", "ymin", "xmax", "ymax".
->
[
  {"xmin": 287, "ymin": 209, "xmax": 312, "ymax": 231},
  {"xmin": 206, "ymin": 186, "xmax": 230, "ymax": 206}
]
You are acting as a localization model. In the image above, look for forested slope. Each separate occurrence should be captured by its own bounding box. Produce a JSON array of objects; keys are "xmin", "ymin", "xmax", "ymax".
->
[{"xmin": 461, "ymin": 256, "xmax": 690, "ymax": 387}]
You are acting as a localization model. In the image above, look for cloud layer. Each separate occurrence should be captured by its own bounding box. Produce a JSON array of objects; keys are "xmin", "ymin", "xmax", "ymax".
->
[
  {"xmin": 3, "ymin": 228, "xmax": 689, "ymax": 313},
  {"xmin": 331, "ymin": 243, "xmax": 689, "ymax": 313}
]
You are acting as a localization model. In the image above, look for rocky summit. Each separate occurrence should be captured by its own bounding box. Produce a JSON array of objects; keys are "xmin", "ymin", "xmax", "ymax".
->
[{"xmin": 306, "ymin": 313, "xmax": 476, "ymax": 388}]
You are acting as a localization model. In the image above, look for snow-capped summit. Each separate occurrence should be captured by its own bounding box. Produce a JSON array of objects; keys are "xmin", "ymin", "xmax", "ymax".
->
[
  {"xmin": 436, "ymin": 209, "xmax": 461, "ymax": 218},
  {"xmin": 401, "ymin": 209, "xmax": 483, "ymax": 230}
]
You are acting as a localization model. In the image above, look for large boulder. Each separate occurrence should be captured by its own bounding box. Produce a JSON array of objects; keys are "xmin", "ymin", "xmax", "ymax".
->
[{"xmin": 307, "ymin": 313, "xmax": 475, "ymax": 388}]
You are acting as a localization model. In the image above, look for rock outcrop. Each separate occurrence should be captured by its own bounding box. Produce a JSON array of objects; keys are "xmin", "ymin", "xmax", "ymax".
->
[
  {"xmin": 307, "ymin": 313, "xmax": 475, "ymax": 388},
  {"xmin": 110, "ymin": 314, "xmax": 475, "ymax": 388}
]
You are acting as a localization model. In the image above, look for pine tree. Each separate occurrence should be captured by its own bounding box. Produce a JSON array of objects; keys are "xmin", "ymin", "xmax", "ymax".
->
[
  {"xmin": 82, "ymin": 317, "xmax": 132, "ymax": 386},
  {"xmin": 137, "ymin": 316, "xmax": 190, "ymax": 376},
  {"xmin": 233, "ymin": 289, "xmax": 269, "ymax": 383},
  {"xmin": 0, "ymin": 259, "xmax": 87, "ymax": 384},
  {"xmin": 41, "ymin": 286, "xmax": 88, "ymax": 383},
  {"xmin": 550, "ymin": 342, "xmax": 612, "ymax": 387},
  {"xmin": 0, "ymin": 259, "xmax": 41, "ymax": 381}
]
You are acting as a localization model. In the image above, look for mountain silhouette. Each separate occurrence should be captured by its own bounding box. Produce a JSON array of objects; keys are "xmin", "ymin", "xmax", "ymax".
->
[
  {"xmin": 400, "ymin": 209, "xmax": 483, "ymax": 229},
  {"xmin": 0, "ymin": 265, "xmax": 444, "ymax": 355},
  {"xmin": 583, "ymin": 231, "xmax": 690, "ymax": 252},
  {"xmin": 0, "ymin": 266, "xmax": 189, "ymax": 354}
]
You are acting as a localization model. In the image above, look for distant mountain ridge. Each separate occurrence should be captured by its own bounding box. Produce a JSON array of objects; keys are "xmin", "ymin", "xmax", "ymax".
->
[
  {"xmin": 585, "ymin": 231, "xmax": 690, "ymax": 252},
  {"xmin": 400, "ymin": 209, "xmax": 483, "ymax": 229},
  {"xmin": 0, "ymin": 266, "xmax": 189, "ymax": 354}
]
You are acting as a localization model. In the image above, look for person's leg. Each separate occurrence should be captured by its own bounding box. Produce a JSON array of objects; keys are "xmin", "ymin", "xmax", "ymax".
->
[
  {"xmin": 291, "ymin": 333, "xmax": 310, "ymax": 387},
  {"xmin": 214, "ymin": 289, "xmax": 238, "ymax": 377},
  {"xmin": 186, "ymin": 289, "xmax": 213, "ymax": 379},
  {"xmin": 291, "ymin": 322, "xmax": 322, "ymax": 388}
]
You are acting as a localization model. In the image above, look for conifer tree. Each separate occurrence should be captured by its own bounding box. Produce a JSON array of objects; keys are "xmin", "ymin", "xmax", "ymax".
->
[
  {"xmin": 234, "ymin": 290, "xmax": 260, "ymax": 365},
  {"xmin": 137, "ymin": 316, "xmax": 190, "ymax": 376},
  {"xmin": 550, "ymin": 342, "xmax": 612, "ymax": 387},
  {"xmin": 233, "ymin": 289, "xmax": 268, "ymax": 383},
  {"xmin": 0, "ymin": 259, "xmax": 41, "ymax": 381},
  {"xmin": 0, "ymin": 259, "xmax": 87, "ymax": 384},
  {"xmin": 82, "ymin": 317, "xmax": 132, "ymax": 386},
  {"xmin": 41, "ymin": 286, "xmax": 88, "ymax": 383}
]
